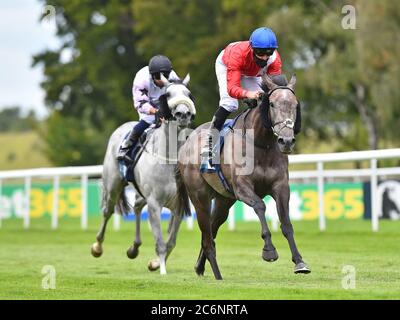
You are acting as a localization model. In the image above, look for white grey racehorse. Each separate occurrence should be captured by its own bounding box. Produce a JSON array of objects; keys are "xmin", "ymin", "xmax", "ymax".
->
[{"xmin": 91, "ymin": 74, "xmax": 195, "ymax": 275}]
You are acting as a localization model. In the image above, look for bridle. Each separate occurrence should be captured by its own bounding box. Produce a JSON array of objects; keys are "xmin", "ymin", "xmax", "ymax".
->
[
  {"xmin": 163, "ymin": 82, "xmax": 196, "ymax": 119},
  {"xmin": 263, "ymin": 86, "xmax": 296, "ymax": 136}
]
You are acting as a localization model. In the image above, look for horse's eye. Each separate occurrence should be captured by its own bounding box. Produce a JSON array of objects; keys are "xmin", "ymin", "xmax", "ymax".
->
[{"xmin": 269, "ymin": 102, "xmax": 274, "ymax": 108}]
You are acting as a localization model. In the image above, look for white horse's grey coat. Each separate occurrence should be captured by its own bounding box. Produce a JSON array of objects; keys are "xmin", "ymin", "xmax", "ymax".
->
[{"xmin": 91, "ymin": 75, "xmax": 194, "ymax": 275}]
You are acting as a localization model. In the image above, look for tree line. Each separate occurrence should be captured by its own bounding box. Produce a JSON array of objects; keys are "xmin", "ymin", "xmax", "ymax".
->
[{"xmin": 33, "ymin": 0, "xmax": 400, "ymax": 166}]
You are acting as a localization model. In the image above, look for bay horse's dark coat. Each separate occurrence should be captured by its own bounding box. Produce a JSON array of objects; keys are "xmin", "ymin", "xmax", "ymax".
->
[{"xmin": 177, "ymin": 75, "xmax": 310, "ymax": 279}]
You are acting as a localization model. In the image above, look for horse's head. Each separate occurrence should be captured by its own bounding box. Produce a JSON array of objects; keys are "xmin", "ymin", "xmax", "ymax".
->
[
  {"xmin": 260, "ymin": 74, "xmax": 301, "ymax": 154},
  {"xmin": 159, "ymin": 74, "xmax": 196, "ymax": 128}
]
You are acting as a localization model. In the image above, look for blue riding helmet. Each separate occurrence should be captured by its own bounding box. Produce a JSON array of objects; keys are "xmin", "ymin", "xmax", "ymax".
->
[{"xmin": 249, "ymin": 27, "xmax": 278, "ymax": 49}]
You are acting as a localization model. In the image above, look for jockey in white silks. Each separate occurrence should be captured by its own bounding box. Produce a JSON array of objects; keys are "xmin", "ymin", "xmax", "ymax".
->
[{"xmin": 117, "ymin": 55, "xmax": 180, "ymax": 162}]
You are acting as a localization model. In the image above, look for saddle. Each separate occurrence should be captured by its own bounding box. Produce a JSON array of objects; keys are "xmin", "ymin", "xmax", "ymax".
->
[
  {"xmin": 118, "ymin": 127, "xmax": 154, "ymax": 185},
  {"xmin": 200, "ymin": 114, "xmax": 244, "ymax": 199}
]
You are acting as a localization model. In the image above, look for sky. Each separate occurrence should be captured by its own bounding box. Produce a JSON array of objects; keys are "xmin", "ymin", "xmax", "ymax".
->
[{"xmin": 0, "ymin": 0, "xmax": 60, "ymax": 119}]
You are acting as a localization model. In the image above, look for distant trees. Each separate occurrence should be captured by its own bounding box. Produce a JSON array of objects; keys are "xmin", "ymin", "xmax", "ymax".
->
[
  {"xmin": 34, "ymin": 0, "xmax": 144, "ymax": 165},
  {"xmin": 34, "ymin": 0, "xmax": 400, "ymax": 165},
  {"xmin": 0, "ymin": 107, "xmax": 38, "ymax": 132}
]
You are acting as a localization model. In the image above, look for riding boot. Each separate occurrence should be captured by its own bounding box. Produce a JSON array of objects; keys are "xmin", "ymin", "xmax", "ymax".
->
[
  {"xmin": 200, "ymin": 106, "xmax": 231, "ymax": 173},
  {"xmin": 117, "ymin": 120, "xmax": 150, "ymax": 162}
]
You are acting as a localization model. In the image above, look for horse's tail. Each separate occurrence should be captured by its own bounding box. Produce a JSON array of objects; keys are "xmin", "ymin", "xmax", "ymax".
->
[
  {"xmin": 116, "ymin": 188, "xmax": 132, "ymax": 216},
  {"xmin": 173, "ymin": 164, "xmax": 191, "ymax": 217}
]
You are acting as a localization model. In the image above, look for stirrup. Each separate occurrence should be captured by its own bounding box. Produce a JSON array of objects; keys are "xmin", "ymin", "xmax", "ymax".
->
[
  {"xmin": 116, "ymin": 147, "xmax": 131, "ymax": 161},
  {"xmin": 200, "ymin": 155, "xmax": 216, "ymax": 173}
]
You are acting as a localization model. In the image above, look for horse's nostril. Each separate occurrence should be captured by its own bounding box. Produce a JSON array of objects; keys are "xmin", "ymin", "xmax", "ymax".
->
[
  {"xmin": 278, "ymin": 138, "xmax": 285, "ymax": 145},
  {"xmin": 292, "ymin": 138, "xmax": 296, "ymax": 144}
]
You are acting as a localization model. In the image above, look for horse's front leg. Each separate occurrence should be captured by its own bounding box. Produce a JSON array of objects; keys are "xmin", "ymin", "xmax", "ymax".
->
[
  {"xmin": 272, "ymin": 182, "xmax": 311, "ymax": 274},
  {"xmin": 147, "ymin": 200, "xmax": 167, "ymax": 275},
  {"xmin": 235, "ymin": 182, "xmax": 278, "ymax": 262}
]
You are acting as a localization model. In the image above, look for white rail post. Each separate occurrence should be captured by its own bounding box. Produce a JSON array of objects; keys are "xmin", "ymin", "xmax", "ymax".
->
[
  {"xmin": 113, "ymin": 214, "xmax": 121, "ymax": 231},
  {"xmin": 271, "ymin": 214, "xmax": 279, "ymax": 232},
  {"xmin": 24, "ymin": 176, "xmax": 31, "ymax": 229},
  {"xmin": 228, "ymin": 206, "xmax": 235, "ymax": 231},
  {"xmin": 186, "ymin": 202, "xmax": 195, "ymax": 230},
  {"xmin": 81, "ymin": 174, "xmax": 88, "ymax": 230},
  {"xmin": 370, "ymin": 158, "xmax": 379, "ymax": 232},
  {"xmin": 0, "ymin": 179, "xmax": 2, "ymax": 228},
  {"xmin": 317, "ymin": 161, "xmax": 326, "ymax": 231},
  {"xmin": 52, "ymin": 175, "xmax": 60, "ymax": 230},
  {"xmin": 186, "ymin": 214, "xmax": 194, "ymax": 230}
]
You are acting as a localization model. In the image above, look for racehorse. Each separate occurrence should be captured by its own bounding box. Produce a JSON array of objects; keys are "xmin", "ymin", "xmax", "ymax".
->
[
  {"xmin": 91, "ymin": 74, "xmax": 194, "ymax": 275},
  {"xmin": 177, "ymin": 74, "xmax": 311, "ymax": 279}
]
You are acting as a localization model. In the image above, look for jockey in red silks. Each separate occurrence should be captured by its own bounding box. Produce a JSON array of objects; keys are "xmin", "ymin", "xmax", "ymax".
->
[{"xmin": 200, "ymin": 27, "xmax": 283, "ymax": 173}]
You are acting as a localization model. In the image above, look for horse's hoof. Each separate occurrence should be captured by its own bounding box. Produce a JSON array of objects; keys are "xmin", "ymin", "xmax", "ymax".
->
[
  {"xmin": 262, "ymin": 249, "xmax": 279, "ymax": 262},
  {"xmin": 148, "ymin": 258, "xmax": 160, "ymax": 271},
  {"xmin": 294, "ymin": 262, "xmax": 311, "ymax": 274},
  {"xmin": 194, "ymin": 265, "xmax": 205, "ymax": 276},
  {"xmin": 126, "ymin": 246, "xmax": 139, "ymax": 259},
  {"xmin": 91, "ymin": 242, "xmax": 103, "ymax": 258}
]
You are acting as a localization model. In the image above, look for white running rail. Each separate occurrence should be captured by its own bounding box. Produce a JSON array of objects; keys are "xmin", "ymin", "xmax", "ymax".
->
[{"xmin": 1, "ymin": 149, "xmax": 400, "ymax": 232}]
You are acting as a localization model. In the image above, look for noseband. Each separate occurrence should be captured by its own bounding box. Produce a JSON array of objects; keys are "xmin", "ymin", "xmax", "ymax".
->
[{"xmin": 164, "ymin": 82, "xmax": 196, "ymax": 116}]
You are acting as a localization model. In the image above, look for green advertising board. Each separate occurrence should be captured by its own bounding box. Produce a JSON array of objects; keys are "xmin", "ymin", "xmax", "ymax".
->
[
  {"xmin": 232, "ymin": 182, "xmax": 364, "ymax": 221},
  {"xmin": 0, "ymin": 181, "xmax": 364, "ymax": 221},
  {"xmin": 0, "ymin": 181, "xmax": 101, "ymax": 219}
]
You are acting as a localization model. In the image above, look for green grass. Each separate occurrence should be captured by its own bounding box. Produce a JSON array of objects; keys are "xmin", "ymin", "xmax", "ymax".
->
[
  {"xmin": 0, "ymin": 217, "xmax": 399, "ymax": 300},
  {"xmin": 0, "ymin": 131, "xmax": 51, "ymax": 170}
]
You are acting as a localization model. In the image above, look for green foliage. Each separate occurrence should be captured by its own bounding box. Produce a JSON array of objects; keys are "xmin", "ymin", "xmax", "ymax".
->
[
  {"xmin": 0, "ymin": 107, "xmax": 37, "ymax": 132},
  {"xmin": 34, "ymin": 0, "xmax": 145, "ymax": 165},
  {"xmin": 265, "ymin": 0, "xmax": 400, "ymax": 150},
  {"xmin": 39, "ymin": 111, "xmax": 112, "ymax": 166},
  {"xmin": 34, "ymin": 0, "xmax": 400, "ymax": 166}
]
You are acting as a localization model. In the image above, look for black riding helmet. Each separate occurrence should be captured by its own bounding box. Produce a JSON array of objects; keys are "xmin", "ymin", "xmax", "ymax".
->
[{"xmin": 149, "ymin": 55, "xmax": 172, "ymax": 80}]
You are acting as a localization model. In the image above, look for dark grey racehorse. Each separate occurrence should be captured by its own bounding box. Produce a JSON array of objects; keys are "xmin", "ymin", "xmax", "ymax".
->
[
  {"xmin": 177, "ymin": 74, "xmax": 310, "ymax": 279},
  {"xmin": 91, "ymin": 74, "xmax": 194, "ymax": 275}
]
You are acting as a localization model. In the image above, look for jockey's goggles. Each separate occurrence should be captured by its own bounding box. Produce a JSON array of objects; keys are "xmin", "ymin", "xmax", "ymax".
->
[{"xmin": 253, "ymin": 48, "xmax": 275, "ymax": 57}]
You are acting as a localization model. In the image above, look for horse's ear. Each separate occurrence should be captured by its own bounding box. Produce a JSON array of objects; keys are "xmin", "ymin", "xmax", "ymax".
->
[
  {"xmin": 182, "ymin": 73, "xmax": 190, "ymax": 86},
  {"xmin": 288, "ymin": 74, "xmax": 297, "ymax": 90},
  {"xmin": 160, "ymin": 73, "xmax": 170, "ymax": 86},
  {"xmin": 262, "ymin": 74, "xmax": 278, "ymax": 91}
]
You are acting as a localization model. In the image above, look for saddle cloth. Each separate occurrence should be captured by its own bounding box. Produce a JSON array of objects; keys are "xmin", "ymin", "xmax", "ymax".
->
[{"xmin": 118, "ymin": 127, "xmax": 154, "ymax": 183}]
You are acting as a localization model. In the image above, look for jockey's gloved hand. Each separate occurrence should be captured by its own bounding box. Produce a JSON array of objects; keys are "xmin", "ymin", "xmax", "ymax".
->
[
  {"xmin": 243, "ymin": 98, "xmax": 258, "ymax": 108},
  {"xmin": 154, "ymin": 110, "xmax": 163, "ymax": 126},
  {"xmin": 158, "ymin": 94, "xmax": 172, "ymax": 120}
]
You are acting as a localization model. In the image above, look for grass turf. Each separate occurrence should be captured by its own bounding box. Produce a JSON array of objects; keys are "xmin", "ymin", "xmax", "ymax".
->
[{"xmin": 0, "ymin": 217, "xmax": 399, "ymax": 300}]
